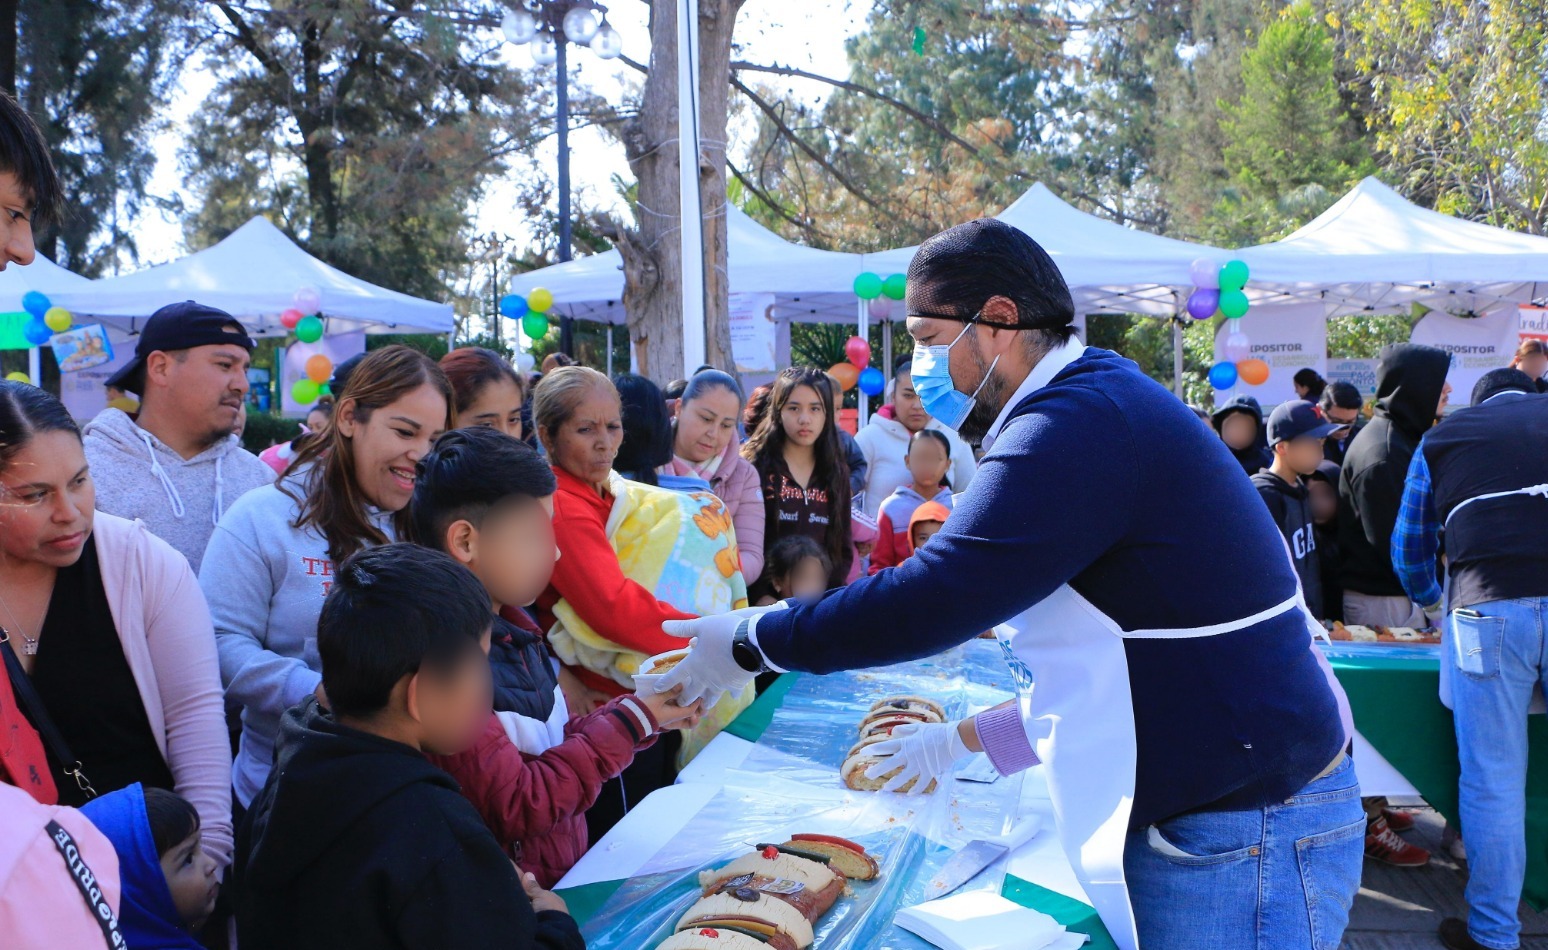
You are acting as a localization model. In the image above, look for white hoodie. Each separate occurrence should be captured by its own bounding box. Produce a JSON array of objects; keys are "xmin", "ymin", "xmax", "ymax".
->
[
  {"xmin": 83, "ymin": 408, "xmax": 276, "ymax": 572},
  {"xmin": 853, "ymin": 410, "xmax": 977, "ymax": 518}
]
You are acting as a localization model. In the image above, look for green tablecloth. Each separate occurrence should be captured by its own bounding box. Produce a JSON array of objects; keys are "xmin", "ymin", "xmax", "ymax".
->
[
  {"xmin": 558, "ymin": 672, "xmax": 1118, "ymax": 949},
  {"xmin": 1329, "ymin": 652, "xmax": 1548, "ymax": 910}
]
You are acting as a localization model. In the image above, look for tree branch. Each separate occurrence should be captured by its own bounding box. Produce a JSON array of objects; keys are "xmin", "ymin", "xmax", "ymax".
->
[
  {"xmin": 209, "ymin": 1, "xmax": 286, "ymax": 80},
  {"xmin": 726, "ymin": 158, "xmax": 824, "ymax": 239},
  {"xmin": 730, "ymin": 75, "xmax": 888, "ymax": 214}
]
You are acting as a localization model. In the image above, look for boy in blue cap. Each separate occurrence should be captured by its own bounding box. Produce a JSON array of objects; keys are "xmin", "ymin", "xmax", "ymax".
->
[{"xmin": 1251, "ymin": 400, "xmax": 1347, "ymax": 618}]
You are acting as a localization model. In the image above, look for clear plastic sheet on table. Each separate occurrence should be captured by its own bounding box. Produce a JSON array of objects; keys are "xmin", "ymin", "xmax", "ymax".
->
[
  {"xmin": 1315, "ymin": 641, "xmax": 1442, "ymax": 662},
  {"xmin": 580, "ymin": 777, "xmax": 927, "ymax": 948},
  {"xmin": 733, "ymin": 639, "xmax": 1020, "ymax": 791}
]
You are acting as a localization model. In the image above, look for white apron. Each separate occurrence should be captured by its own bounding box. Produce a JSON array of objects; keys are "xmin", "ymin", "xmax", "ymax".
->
[{"xmin": 994, "ymin": 584, "xmax": 1314, "ymax": 950}]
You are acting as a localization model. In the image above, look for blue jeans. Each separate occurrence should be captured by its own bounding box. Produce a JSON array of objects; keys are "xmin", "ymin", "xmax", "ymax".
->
[
  {"xmin": 1450, "ymin": 597, "xmax": 1548, "ymax": 950},
  {"xmin": 1124, "ymin": 755, "xmax": 1364, "ymax": 949}
]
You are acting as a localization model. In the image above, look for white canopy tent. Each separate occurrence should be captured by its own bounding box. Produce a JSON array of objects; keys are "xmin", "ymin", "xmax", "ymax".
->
[
  {"xmin": 1237, "ymin": 177, "xmax": 1548, "ymax": 317},
  {"xmin": 505, "ymin": 203, "xmax": 867, "ymax": 327},
  {"xmin": 50, "ymin": 216, "xmax": 455, "ymax": 336}
]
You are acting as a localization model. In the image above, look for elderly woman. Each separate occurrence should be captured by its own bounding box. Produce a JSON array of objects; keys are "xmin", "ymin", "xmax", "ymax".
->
[
  {"xmin": 660, "ymin": 371, "xmax": 766, "ymax": 581},
  {"xmin": 0, "ymin": 381, "xmax": 233, "ymax": 866},
  {"xmin": 532, "ymin": 366, "xmax": 757, "ymax": 840}
]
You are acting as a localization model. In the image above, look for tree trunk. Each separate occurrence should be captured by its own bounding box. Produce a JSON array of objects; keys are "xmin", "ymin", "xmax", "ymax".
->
[{"xmin": 618, "ymin": 0, "xmax": 740, "ymax": 381}]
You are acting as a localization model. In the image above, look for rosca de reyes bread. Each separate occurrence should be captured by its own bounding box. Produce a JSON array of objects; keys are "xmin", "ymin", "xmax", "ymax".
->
[
  {"xmin": 658, "ymin": 927, "xmax": 775, "ymax": 949},
  {"xmin": 696, "ymin": 846, "xmax": 844, "ymax": 921},
  {"xmin": 777, "ymin": 834, "xmax": 880, "ymax": 881},
  {"xmin": 857, "ymin": 698, "xmax": 944, "ymax": 736},
  {"xmin": 841, "ymin": 748, "xmax": 936, "ymax": 794},
  {"xmin": 675, "ymin": 892, "xmax": 815, "ymax": 950}
]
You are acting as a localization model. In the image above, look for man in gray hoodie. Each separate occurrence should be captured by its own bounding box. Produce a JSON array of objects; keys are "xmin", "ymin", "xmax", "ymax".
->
[{"xmin": 84, "ymin": 300, "xmax": 275, "ymax": 572}]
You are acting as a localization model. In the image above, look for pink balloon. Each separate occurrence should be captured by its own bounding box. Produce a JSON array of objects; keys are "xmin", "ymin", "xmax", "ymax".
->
[
  {"xmin": 844, "ymin": 335, "xmax": 872, "ymax": 370},
  {"xmin": 868, "ymin": 296, "xmax": 894, "ymax": 320},
  {"xmin": 280, "ymin": 308, "xmax": 304, "ymax": 329}
]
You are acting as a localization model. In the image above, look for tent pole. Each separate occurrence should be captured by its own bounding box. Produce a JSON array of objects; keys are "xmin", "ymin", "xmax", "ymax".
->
[
  {"xmin": 607, "ymin": 324, "xmax": 614, "ymax": 377},
  {"xmin": 882, "ymin": 319, "xmax": 892, "ymax": 392},
  {"xmin": 677, "ymin": 0, "xmax": 707, "ymax": 374},
  {"xmin": 857, "ymin": 296, "xmax": 868, "ymax": 429},
  {"xmin": 1172, "ymin": 316, "xmax": 1184, "ymax": 399},
  {"xmin": 28, "ymin": 345, "xmax": 40, "ymax": 385}
]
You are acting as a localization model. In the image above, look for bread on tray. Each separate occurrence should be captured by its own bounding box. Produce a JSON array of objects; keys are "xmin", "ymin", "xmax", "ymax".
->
[
  {"xmin": 696, "ymin": 847, "xmax": 844, "ymax": 921},
  {"xmin": 841, "ymin": 694, "xmax": 946, "ymax": 792},
  {"xmin": 675, "ymin": 891, "xmax": 815, "ymax": 950},
  {"xmin": 658, "ymin": 928, "xmax": 775, "ymax": 949},
  {"xmin": 777, "ymin": 834, "xmax": 880, "ymax": 881}
]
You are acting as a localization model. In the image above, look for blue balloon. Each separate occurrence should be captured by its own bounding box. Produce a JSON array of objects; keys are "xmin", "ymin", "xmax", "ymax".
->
[
  {"xmin": 499, "ymin": 294, "xmax": 528, "ymax": 319},
  {"xmin": 21, "ymin": 290, "xmax": 50, "ymax": 318},
  {"xmin": 1209, "ymin": 361, "xmax": 1239, "ymax": 390},
  {"xmin": 23, "ymin": 318, "xmax": 53, "ymax": 345},
  {"xmin": 858, "ymin": 366, "xmax": 885, "ymax": 396}
]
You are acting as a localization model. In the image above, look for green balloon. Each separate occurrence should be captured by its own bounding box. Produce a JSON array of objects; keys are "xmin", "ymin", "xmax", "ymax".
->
[
  {"xmin": 882, "ymin": 273, "xmax": 907, "ymax": 300},
  {"xmin": 1218, "ymin": 259, "xmax": 1250, "ymax": 291},
  {"xmin": 1219, "ymin": 289, "xmax": 1250, "ymax": 319},
  {"xmin": 291, "ymin": 378, "xmax": 320, "ymax": 404},
  {"xmin": 295, "ymin": 315, "xmax": 324, "ymax": 343},
  {"xmin": 853, "ymin": 272, "xmax": 883, "ymax": 300},
  {"xmin": 521, "ymin": 312, "xmax": 550, "ymax": 339},
  {"xmin": 318, "ymin": 383, "xmax": 332, "ymax": 397}
]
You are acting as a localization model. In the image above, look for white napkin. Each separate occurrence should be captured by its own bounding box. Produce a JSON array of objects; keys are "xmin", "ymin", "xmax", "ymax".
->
[{"xmin": 894, "ymin": 890, "xmax": 1069, "ymax": 950}]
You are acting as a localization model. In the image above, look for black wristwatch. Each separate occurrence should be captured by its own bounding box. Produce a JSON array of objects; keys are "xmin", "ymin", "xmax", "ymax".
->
[{"xmin": 731, "ymin": 619, "xmax": 767, "ymax": 674}]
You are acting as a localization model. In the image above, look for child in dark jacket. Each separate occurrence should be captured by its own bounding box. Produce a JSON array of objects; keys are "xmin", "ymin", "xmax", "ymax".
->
[
  {"xmin": 233, "ymin": 545, "xmax": 585, "ymax": 950},
  {"xmin": 411, "ymin": 426, "xmax": 702, "ymax": 886},
  {"xmin": 1212, "ymin": 394, "xmax": 1273, "ymax": 476},
  {"xmin": 1307, "ymin": 460, "xmax": 1344, "ymax": 623},
  {"xmin": 81, "ymin": 783, "xmax": 217, "ymax": 950},
  {"xmin": 1251, "ymin": 401, "xmax": 1347, "ymax": 619}
]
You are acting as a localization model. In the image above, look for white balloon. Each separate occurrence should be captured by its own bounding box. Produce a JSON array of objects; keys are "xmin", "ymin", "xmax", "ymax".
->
[
  {"xmin": 590, "ymin": 22, "xmax": 622, "ymax": 59},
  {"xmin": 502, "ymin": 9, "xmax": 537, "ymax": 44},
  {"xmin": 515, "ymin": 350, "xmax": 536, "ymax": 373},
  {"xmin": 531, "ymin": 32, "xmax": 558, "ymax": 65},
  {"xmin": 1221, "ymin": 330, "xmax": 1252, "ymax": 363},
  {"xmin": 562, "ymin": 6, "xmax": 598, "ymax": 43}
]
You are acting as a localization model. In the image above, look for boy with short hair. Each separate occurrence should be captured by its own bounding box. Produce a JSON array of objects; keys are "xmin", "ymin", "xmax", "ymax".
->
[
  {"xmin": 233, "ymin": 544, "xmax": 584, "ymax": 950},
  {"xmin": 411, "ymin": 426, "xmax": 700, "ymax": 886},
  {"xmin": 1251, "ymin": 401, "xmax": 1346, "ymax": 618}
]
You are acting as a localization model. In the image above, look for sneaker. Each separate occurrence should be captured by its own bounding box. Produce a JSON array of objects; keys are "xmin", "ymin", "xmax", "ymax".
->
[
  {"xmin": 1383, "ymin": 808, "xmax": 1416, "ymax": 832},
  {"xmin": 1365, "ymin": 815, "xmax": 1431, "ymax": 866},
  {"xmin": 1437, "ymin": 917, "xmax": 1490, "ymax": 950}
]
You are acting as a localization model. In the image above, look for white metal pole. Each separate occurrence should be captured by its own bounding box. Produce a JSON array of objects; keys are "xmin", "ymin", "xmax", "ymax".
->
[
  {"xmin": 607, "ymin": 323, "xmax": 615, "ymax": 377},
  {"xmin": 677, "ymin": 0, "xmax": 707, "ymax": 374},
  {"xmin": 27, "ymin": 345, "xmax": 40, "ymax": 384},
  {"xmin": 857, "ymin": 297, "xmax": 868, "ymax": 429}
]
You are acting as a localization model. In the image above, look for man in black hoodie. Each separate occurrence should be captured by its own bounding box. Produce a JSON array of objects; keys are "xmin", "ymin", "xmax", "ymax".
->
[
  {"xmin": 1337, "ymin": 342, "xmax": 1452, "ymax": 627},
  {"xmin": 233, "ymin": 545, "xmax": 585, "ymax": 950},
  {"xmin": 1211, "ymin": 394, "xmax": 1273, "ymax": 477}
]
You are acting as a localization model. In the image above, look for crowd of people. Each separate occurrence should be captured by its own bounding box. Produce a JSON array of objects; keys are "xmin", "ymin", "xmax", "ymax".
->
[{"xmin": 1, "ymin": 87, "xmax": 1545, "ymax": 950}]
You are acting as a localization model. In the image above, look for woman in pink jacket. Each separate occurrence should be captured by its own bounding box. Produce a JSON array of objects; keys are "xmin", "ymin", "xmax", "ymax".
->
[
  {"xmin": 658, "ymin": 370, "xmax": 766, "ymax": 581},
  {"xmin": 0, "ymin": 381, "xmax": 232, "ymax": 867}
]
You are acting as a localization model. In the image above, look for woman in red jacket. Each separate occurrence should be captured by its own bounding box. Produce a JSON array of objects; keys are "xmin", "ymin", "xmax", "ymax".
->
[{"xmin": 530, "ymin": 366, "xmax": 700, "ymax": 840}]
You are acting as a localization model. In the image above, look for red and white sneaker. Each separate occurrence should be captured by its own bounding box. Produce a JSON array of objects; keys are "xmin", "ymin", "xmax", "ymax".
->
[
  {"xmin": 1383, "ymin": 808, "xmax": 1416, "ymax": 832},
  {"xmin": 1366, "ymin": 815, "xmax": 1430, "ymax": 867}
]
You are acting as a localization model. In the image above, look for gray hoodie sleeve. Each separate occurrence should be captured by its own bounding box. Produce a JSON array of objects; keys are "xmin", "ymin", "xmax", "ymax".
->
[{"xmin": 201, "ymin": 494, "xmax": 323, "ymax": 719}]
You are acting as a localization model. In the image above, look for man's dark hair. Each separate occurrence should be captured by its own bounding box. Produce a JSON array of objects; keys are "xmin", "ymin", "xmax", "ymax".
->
[
  {"xmin": 411, "ymin": 427, "xmax": 556, "ymax": 548},
  {"xmin": 1320, "ymin": 380, "xmax": 1363, "ymax": 411},
  {"xmin": 905, "ymin": 218, "xmax": 1076, "ymax": 347},
  {"xmin": 0, "ymin": 92, "xmax": 61, "ymax": 230},
  {"xmin": 318, "ymin": 544, "xmax": 492, "ymax": 717},
  {"xmin": 142, "ymin": 788, "xmax": 200, "ymax": 858},
  {"xmin": 1471, "ymin": 368, "xmax": 1537, "ymax": 406}
]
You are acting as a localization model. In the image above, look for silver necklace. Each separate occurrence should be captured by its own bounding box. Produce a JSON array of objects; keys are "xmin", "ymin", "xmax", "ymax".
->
[{"xmin": 0, "ymin": 594, "xmax": 38, "ymax": 656}]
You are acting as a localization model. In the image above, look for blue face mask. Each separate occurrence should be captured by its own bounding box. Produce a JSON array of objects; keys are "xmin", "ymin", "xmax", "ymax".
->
[{"xmin": 910, "ymin": 318, "xmax": 1001, "ymax": 432}]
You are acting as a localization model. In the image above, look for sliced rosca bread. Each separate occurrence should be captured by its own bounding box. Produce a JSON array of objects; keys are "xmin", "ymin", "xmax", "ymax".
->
[
  {"xmin": 867, "ymin": 696, "xmax": 945, "ymax": 720},
  {"xmin": 658, "ymin": 927, "xmax": 774, "ymax": 949},
  {"xmin": 841, "ymin": 749, "xmax": 936, "ymax": 794},
  {"xmin": 778, "ymin": 834, "xmax": 880, "ymax": 881},
  {"xmin": 857, "ymin": 702, "xmax": 943, "ymax": 736},
  {"xmin": 677, "ymin": 892, "xmax": 815, "ymax": 950},
  {"xmin": 845, "ymin": 732, "xmax": 892, "ymax": 760},
  {"xmin": 696, "ymin": 846, "xmax": 844, "ymax": 921}
]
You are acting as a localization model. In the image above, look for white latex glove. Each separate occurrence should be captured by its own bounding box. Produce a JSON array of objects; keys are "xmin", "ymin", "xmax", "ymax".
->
[
  {"xmin": 657, "ymin": 604, "xmax": 788, "ymax": 709},
  {"xmin": 864, "ymin": 721, "xmax": 972, "ymax": 795}
]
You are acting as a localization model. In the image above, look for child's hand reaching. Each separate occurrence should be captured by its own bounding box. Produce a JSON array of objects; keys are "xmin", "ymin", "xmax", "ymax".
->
[
  {"xmin": 636, "ymin": 685, "xmax": 704, "ymax": 732},
  {"xmin": 521, "ymin": 870, "xmax": 569, "ymax": 915}
]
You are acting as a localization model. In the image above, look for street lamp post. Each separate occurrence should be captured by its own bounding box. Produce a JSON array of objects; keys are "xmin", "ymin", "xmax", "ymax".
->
[{"xmin": 503, "ymin": 1, "xmax": 621, "ymax": 358}]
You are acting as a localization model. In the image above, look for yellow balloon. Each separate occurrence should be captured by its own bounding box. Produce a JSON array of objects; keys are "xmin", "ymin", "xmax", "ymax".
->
[
  {"xmin": 44, "ymin": 306, "xmax": 72, "ymax": 333},
  {"xmin": 528, "ymin": 287, "xmax": 554, "ymax": 313},
  {"xmin": 5, "ymin": 371, "xmax": 32, "ymax": 383}
]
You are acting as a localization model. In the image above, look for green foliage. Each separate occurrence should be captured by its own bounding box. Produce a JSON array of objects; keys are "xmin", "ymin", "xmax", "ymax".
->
[
  {"xmin": 17, "ymin": 0, "xmax": 191, "ymax": 274},
  {"xmin": 366, "ymin": 334, "xmax": 450, "ymax": 361},
  {"xmin": 1326, "ymin": 313, "xmax": 1418, "ymax": 359},
  {"xmin": 241, "ymin": 412, "xmax": 299, "ymax": 455}
]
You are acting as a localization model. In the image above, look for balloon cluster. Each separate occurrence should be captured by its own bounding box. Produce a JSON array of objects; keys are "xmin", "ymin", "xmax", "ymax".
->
[
  {"xmin": 853, "ymin": 272, "xmax": 906, "ymax": 303},
  {"xmin": 285, "ymin": 286, "xmax": 332, "ymax": 405},
  {"xmin": 830, "ymin": 335, "xmax": 883, "ymax": 396},
  {"xmin": 18, "ymin": 290, "xmax": 74, "ymax": 346},
  {"xmin": 1185, "ymin": 258, "xmax": 1267, "ymax": 390},
  {"xmin": 500, "ymin": 287, "xmax": 554, "ymax": 348}
]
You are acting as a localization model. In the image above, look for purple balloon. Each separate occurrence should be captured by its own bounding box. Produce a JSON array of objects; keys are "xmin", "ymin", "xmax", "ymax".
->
[
  {"xmin": 1186, "ymin": 288, "xmax": 1220, "ymax": 320},
  {"xmin": 1190, "ymin": 258, "xmax": 1221, "ymax": 289},
  {"xmin": 868, "ymin": 296, "xmax": 894, "ymax": 320}
]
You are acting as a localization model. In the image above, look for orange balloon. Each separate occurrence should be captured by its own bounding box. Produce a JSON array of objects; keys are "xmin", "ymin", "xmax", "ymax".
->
[
  {"xmin": 305, "ymin": 353, "xmax": 334, "ymax": 384},
  {"xmin": 1237, "ymin": 358, "xmax": 1270, "ymax": 386},
  {"xmin": 828, "ymin": 362, "xmax": 859, "ymax": 392}
]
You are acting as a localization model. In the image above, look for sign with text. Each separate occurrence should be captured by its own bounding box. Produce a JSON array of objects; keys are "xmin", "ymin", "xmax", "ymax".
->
[
  {"xmin": 1212, "ymin": 302, "xmax": 1326, "ymax": 405},
  {"xmin": 1409, "ymin": 309, "xmax": 1519, "ymax": 405},
  {"xmin": 730, "ymin": 292, "xmax": 777, "ymax": 375}
]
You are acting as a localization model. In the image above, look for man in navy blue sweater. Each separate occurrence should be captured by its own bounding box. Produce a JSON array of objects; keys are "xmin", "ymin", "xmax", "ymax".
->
[{"xmin": 658, "ymin": 220, "xmax": 1362, "ymax": 950}]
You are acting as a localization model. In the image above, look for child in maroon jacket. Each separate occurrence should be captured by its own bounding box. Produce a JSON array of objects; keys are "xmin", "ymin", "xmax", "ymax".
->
[{"xmin": 411, "ymin": 427, "xmax": 702, "ymax": 886}]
